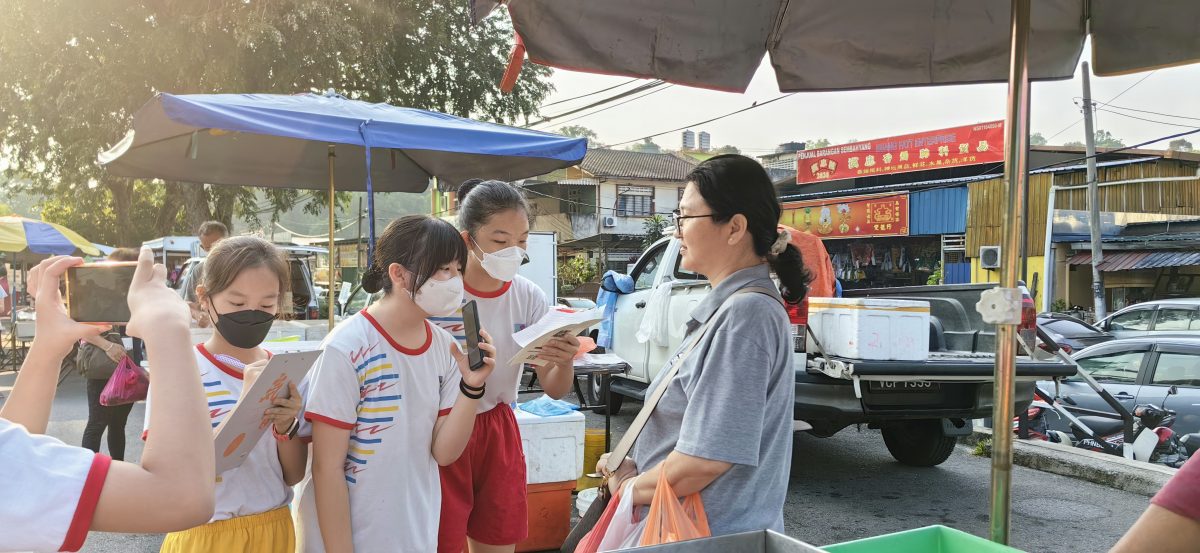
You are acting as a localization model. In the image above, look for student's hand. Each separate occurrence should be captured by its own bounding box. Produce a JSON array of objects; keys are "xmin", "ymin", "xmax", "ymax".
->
[
  {"xmin": 28, "ymin": 256, "xmax": 107, "ymax": 357},
  {"xmin": 266, "ymin": 381, "xmax": 302, "ymax": 435},
  {"xmin": 451, "ymin": 329, "xmax": 497, "ymax": 391},
  {"xmin": 127, "ymin": 247, "xmax": 191, "ymax": 340},
  {"xmin": 536, "ymin": 333, "xmax": 581, "ymax": 368}
]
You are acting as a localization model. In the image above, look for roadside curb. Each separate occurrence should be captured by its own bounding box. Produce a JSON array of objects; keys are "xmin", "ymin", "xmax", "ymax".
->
[{"xmin": 960, "ymin": 427, "xmax": 1177, "ymax": 497}]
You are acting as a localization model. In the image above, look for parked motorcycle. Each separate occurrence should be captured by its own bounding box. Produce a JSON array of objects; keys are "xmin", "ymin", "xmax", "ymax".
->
[{"xmin": 1015, "ymin": 326, "xmax": 1191, "ymax": 468}]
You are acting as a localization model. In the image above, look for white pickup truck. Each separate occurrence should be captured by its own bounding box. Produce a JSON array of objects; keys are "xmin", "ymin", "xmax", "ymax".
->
[{"xmin": 591, "ymin": 236, "xmax": 1072, "ymax": 467}]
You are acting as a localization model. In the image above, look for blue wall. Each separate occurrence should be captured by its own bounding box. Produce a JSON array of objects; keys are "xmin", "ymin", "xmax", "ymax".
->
[{"xmin": 909, "ymin": 187, "xmax": 968, "ymax": 236}]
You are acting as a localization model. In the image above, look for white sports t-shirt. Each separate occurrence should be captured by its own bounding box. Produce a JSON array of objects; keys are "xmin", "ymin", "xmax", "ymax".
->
[
  {"xmin": 143, "ymin": 345, "xmax": 292, "ymax": 523},
  {"xmin": 0, "ymin": 419, "xmax": 111, "ymax": 553},
  {"xmin": 430, "ymin": 274, "xmax": 549, "ymax": 412},
  {"xmin": 296, "ymin": 311, "xmax": 461, "ymax": 553}
]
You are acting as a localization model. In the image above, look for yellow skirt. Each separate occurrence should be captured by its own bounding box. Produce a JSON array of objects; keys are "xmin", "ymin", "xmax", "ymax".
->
[{"xmin": 160, "ymin": 506, "xmax": 295, "ymax": 553}]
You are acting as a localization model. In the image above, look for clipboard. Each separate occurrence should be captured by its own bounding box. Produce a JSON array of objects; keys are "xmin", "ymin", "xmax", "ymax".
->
[{"xmin": 212, "ymin": 350, "xmax": 320, "ymax": 474}]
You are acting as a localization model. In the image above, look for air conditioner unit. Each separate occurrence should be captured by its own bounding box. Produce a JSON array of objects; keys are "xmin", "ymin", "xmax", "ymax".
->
[
  {"xmin": 980, "ymin": 246, "xmax": 1001, "ymax": 269},
  {"xmin": 602, "ymin": 216, "xmax": 618, "ymax": 228}
]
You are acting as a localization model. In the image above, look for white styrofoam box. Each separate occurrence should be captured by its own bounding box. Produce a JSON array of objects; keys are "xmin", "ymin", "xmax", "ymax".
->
[
  {"xmin": 805, "ymin": 298, "xmax": 930, "ymax": 361},
  {"xmin": 515, "ymin": 408, "xmax": 585, "ymax": 485}
]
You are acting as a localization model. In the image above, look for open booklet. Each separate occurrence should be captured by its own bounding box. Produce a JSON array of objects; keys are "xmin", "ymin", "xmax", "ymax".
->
[
  {"xmin": 510, "ymin": 307, "xmax": 604, "ymax": 367},
  {"xmin": 212, "ymin": 350, "xmax": 320, "ymax": 474}
]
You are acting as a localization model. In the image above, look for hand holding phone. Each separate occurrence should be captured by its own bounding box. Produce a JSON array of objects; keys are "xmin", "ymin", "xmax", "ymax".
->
[{"xmin": 26, "ymin": 256, "xmax": 108, "ymax": 356}]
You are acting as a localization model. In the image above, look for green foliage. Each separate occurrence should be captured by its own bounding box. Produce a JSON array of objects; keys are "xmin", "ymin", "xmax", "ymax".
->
[
  {"xmin": 0, "ymin": 1, "xmax": 553, "ymax": 246},
  {"xmin": 1169, "ymin": 138, "xmax": 1194, "ymax": 152},
  {"xmin": 927, "ymin": 263, "xmax": 943, "ymax": 285},
  {"xmin": 1030, "ymin": 132, "xmax": 1048, "ymax": 146},
  {"xmin": 1064, "ymin": 130, "xmax": 1125, "ymax": 150},
  {"xmin": 557, "ymin": 125, "xmax": 599, "ymax": 142},
  {"xmin": 629, "ymin": 139, "xmax": 662, "ymax": 154},
  {"xmin": 805, "ymin": 138, "xmax": 832, "ymax": 149},
  {"xmin": 712, "ymin": 145, "xmax": 740, "ymax": 155},
  {"xmin": 642, "ymin": 214, "xmax": 668, "ymax": 249},
  {"xmin": 973, "ymin": 438, "xmax": 992, "ymax": 457},
  {"xmin": 1051, "ymin": 298, "xmax": 1068, "ymax": 313},
  {"xmin": 558, "ymin": 256, "xmax": 598, "ymax": 289}
]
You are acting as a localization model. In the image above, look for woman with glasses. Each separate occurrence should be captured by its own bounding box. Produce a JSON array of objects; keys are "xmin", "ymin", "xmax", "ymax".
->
[{"xmin": 598, "ymin": 154, "xmax": 810, "ymax": 537}]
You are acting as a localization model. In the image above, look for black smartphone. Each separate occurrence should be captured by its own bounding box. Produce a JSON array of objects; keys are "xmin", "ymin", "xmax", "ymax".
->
[
  {"xmin": 461, "ymin": 300, "xmax": 486, "ymax": 371},
  {"xmin": 65, "ymin": 263, "xmax": 137, "ymax": 324}
]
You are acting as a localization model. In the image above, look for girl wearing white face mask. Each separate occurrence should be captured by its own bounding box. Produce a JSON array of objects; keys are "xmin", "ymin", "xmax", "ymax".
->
[
  {"xmin": 298, "ymin": 215, "xmax": 497, "ymax": 553},
  {"xmin": 433, "ymin": 180, "xmax": 580, "ymax": 553}
]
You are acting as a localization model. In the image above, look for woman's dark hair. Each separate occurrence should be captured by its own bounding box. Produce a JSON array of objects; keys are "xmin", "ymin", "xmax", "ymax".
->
[
  {"xmin": 456, "ymin": 179, "xmax": 534, "ymax": 236},
  {"xmin": 362, "ymin": 215, "xmax": 468, "ymax": 295},
  {"xmin": 686, "ymin": 154, "xmax": 810, "ymax": 304}
]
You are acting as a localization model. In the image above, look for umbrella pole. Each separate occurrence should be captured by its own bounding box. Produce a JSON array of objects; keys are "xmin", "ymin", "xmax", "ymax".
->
[
  {"xmin": 990, "ymin": 0, "xmax": 1031, "ymax": 544},
  {"xmin": 328, "ymin": 145, "xmax": 336, "ymax": 332}
]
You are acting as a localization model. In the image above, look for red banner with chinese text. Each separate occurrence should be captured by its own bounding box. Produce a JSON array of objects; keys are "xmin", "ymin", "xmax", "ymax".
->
[
  {"xmin": 797, "ymin": 121, "xmax": 1004, "ymax": 185},
  {"xmin": 780, "ymin": 194, "xmax": 909, "ymax": 239}
]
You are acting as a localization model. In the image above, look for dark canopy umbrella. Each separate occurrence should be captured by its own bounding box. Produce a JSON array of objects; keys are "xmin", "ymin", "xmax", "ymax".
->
[
  {"xmin": 100, "ymin": 92, "xmax": 587, "ymax": 328},
  {"xmin": 475, "ymin": 0, "xmax": 1200, "ymax": 543}
]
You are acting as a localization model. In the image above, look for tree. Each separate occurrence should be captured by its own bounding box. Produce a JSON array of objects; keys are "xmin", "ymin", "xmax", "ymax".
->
[
  {"xmin": 1030, "ymin": 132, "xmax": 1048, "ymax": 146},
  {"xmin": 1062, "ymin": 130, "xmax": 1124, "ymax": 150},
  {"xmin": 641, "ymin": 214, "xmax": 668, "ymax": 249},
  {"xmin": 1169, "ymin": 138, "xmax": 1194, "ymax": 152},
  {"xmin": 629, "ymin": 139, "xmax": 662, "ymax": 154},
  {"xmin": 805, "ymin": 138, "xmax": 832, "ymax": 149},
  {"xmin": 558, "ymin": 256, "xmax": 598, "ymax": 290},
  {"xmin": 713, "ymin": 145, "xmax": 740, "ymax": 155},
  {"xmin": 557, "ymin": 125, "xmax": 599, "ymax": 145},
  {"xmin": 0, "ymin": 1, "xmax": 553, "ymax": 246}
]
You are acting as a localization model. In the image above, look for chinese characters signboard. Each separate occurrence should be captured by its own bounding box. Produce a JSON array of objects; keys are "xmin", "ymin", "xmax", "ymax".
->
[
  {"xmin": 780, "ymin": 194, "xmax": 909, "ymax": 239},
  {"xmin": 797, "ymin": 121, "xmax": 1004, "ymax": 185}
]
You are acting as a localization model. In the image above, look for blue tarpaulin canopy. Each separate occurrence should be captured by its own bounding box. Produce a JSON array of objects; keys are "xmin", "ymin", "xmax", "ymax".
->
[{"xmin": 100, "ymin": 92, "xmax": 587, "ymax": 328}]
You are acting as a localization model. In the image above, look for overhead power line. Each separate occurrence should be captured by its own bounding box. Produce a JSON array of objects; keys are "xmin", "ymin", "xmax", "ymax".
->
[
  {"xmin": 539, "ymin": 78, "xmax": 643, "ymax": 109},
  {"xmin": 607, "ymin": 94, "xmax": 799, "ymax": 148}
]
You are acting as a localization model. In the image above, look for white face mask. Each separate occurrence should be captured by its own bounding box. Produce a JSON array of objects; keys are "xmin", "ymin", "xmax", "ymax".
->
[
  {"xmin": 471, "ymin": 240, "xmax": 526, "ymax": 282},
  {"xmin": 412, "ymin": 275, "xmax": 464, "ymax": 317}
]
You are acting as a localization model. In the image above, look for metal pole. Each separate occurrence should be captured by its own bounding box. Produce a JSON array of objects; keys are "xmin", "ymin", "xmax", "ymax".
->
[
  {"xmin": 1020, "ymin": 86, "xmax": 1031, "ymax": 281},
  {"xmin": 990, "ymin": 0, "xmax": 1030, "ymax": 544},
  {"xmin": 328, "ymin": 145, "xmax": 336, "ymax": 332},
  {"xmin": 1082, "ymin": 62, "xmax": 1108, "ymax": 322},
  {"xmin": 356, "ymin": 197, "xmax": 364, "ymax": 273}
]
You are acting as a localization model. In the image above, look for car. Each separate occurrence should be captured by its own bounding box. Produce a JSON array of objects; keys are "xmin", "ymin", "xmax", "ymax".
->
[
  {"xmin": 1037, "ymin": 335, "xmax": 1200, "ymax": 436},
  {"xmin": 175, "ymin": 245, "xmax": 324, "ymax": 320},
  {"xmin": 1037, "ymin": 313, "xmax": 1114, "ymax": 354},
  {"xmin": 1097, "ymin": 298, "xmax": 1200, "ymax": 339},
  {"xmin": 557, "ymin": 297, "xmax": 597, "ymax": 310}
]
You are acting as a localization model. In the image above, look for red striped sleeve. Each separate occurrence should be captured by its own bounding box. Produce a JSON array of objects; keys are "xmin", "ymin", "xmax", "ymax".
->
[
  {"xmin": 59, "ymin": 453, "xmax": 112, "ymax": 552},
  {"xmin": 438, "ymin": 407, "xmax": 453, "ymax": 417},
  {"xmin": 304, "ymin": 412, "xmax": 355, "ymax": 430}
]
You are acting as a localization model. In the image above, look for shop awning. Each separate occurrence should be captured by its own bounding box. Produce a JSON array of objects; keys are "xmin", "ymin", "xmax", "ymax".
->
[{"xmin": 1067, "ymin": 251, "xmax": 1200, "ymax": 272}]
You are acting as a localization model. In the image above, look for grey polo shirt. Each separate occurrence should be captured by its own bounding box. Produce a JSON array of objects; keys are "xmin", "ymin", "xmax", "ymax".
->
[
  {"xmin": 178, "ymin": 259, "xmax": 203, "ymax": 303},
  {"xmin": 630, "ymin": 263, "xmax": 795, "ymax": 535}
]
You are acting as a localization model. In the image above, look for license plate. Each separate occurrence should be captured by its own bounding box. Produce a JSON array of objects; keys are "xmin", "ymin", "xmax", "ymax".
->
[{"xmin": 868, "ymin": 380, "xmax": 941, "ymax": 392}]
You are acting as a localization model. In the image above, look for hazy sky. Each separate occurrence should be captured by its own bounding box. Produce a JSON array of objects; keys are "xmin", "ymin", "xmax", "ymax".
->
[{"xmin": 532, "ymin": 50, "xmax": 1200, "ymax": 155}]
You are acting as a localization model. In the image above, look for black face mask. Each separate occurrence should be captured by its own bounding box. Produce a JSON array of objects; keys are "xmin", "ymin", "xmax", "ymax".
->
[{"xmin": 209, "ymin": 299, "xmax": 276, "ymax": 349}]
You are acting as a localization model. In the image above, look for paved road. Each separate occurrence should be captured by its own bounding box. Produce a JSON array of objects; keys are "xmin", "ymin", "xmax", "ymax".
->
[{"xmin": 3, "ymin": 372, "xmax": 1151, "ymax": 552}]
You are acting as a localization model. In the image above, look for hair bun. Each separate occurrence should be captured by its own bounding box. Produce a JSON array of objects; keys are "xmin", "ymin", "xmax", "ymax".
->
[
  {"xmin": 456, "ymin": 178, "xmax": 484, "ymax": 204},
  {"xmin": 361, "ymin": 267, "xmax": 384, "ymax": 294}
]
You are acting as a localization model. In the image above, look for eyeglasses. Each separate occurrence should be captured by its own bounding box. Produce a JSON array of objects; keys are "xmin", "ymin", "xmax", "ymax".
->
[{"xmin": 670, "ymin": 209, "xmax": 717, "ymax": 229}]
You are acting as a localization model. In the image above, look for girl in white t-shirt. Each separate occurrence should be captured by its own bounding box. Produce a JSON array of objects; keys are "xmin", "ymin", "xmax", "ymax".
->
[
  {"xmin": 299, "ymin": 215, "xmax": 497, "ymax": 553},
  {"xmin": 1, "ymin": 249, "xmax": 215, "ymax": 553},
  {"xmin": 150, "ymin": 236, "xmax": 308, "ymax": 553},
  {"xmin": 433, "ymin": 180, "xmax": 580, "ymax": 553}
]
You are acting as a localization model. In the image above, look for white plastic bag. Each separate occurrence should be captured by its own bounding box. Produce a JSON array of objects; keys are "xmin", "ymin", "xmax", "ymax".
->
[
  {"xmin": 596, "ymin": 480, "xmax": 646, "ymax": 552},
  {"xmin": 636, "ymin": 280, "xmax": 673, "ymax": 347}
]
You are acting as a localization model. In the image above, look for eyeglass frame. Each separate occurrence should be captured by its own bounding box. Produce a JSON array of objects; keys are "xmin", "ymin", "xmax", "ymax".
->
[{"xmin": 670, "ymin": 209, "xmax": 718, "ymax": 229}]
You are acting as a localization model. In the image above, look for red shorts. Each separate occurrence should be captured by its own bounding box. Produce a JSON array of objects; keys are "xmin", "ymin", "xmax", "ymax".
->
[{"xmin": 438, "ymin": 403, "xmax": 528, "ymax": 551}]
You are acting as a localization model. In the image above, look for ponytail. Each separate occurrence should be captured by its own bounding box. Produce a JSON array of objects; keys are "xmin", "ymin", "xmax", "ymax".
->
[{"xmin": 769, "ymin": 243, "xmax": 809, "ymax": 305}]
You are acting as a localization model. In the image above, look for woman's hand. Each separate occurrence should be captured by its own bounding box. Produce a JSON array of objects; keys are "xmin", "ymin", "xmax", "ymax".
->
[
  {"xmin": 28, "ymin": 256, "xmax": 107, "ymax": 357},
  {"xmin": 597, "ymin": 453, "xmax": 637, "ymax": 487},
  {"xmin": 536, "ymin": 333, "xmax": 581, "ymax": 368},
  {"xmin": 104, "ymin": 342, "xmax": 125, "ymax": 363},
  {"xmin": 451, "ymin": 329, "xmax": 497, "ymax": 391},
  {"xmin": 265, "ymin": 381, "xmax": 302, "ymax": 435}
]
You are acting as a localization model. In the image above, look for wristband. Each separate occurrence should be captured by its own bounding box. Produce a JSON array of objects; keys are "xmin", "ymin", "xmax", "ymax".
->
[
  {"xmin": 461, "ymin": 380, "xmax": 485, "ymax": 392},
  {"xmin": 460, "ymin": 380, "xmax": 485, "ymax": 400},
  {"xmin": 273, "ymin": 418, "xmax": 300, "ymax": 441}
]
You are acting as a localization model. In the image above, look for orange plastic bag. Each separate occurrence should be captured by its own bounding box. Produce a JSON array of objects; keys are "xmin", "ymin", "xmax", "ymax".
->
[
  {"xmin": 574, "ymin": 486, "xmax": 621, "ymax": 553},
  {"xmin": 638, "ymin": 468, "xmax": 711, "ymax": 546}
]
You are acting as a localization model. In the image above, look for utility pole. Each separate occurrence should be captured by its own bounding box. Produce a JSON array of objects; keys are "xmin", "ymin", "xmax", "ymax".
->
[{"xmin": 1082, "ymin": 62, "xmax": 1107, "ymax": 321}]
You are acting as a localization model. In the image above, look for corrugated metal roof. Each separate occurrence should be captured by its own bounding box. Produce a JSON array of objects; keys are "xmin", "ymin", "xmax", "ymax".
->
[
  {"xmin": 1067, "ymin": 251, "xmax": 1200, "ymax": 271},
  {"xmin": 580, "ymin": 148, "xmax": 697, "ymax": 181},
  {"xmin": 910, "ymin": 187, "xmax": 968, "ymax": 235},
  {"xmin": 779, "ymin": 156, "xmax": 1160, "ymax": 202}
]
